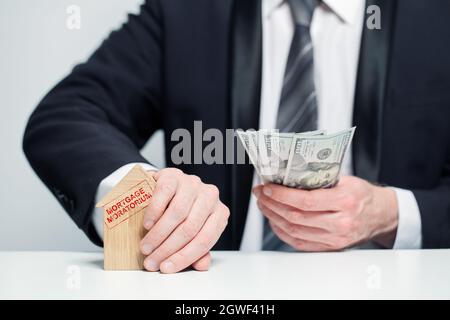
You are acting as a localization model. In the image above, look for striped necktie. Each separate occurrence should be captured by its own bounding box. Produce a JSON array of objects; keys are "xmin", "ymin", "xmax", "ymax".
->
[{"xmin": 263, "ymin": 0, "xmax": 319, "ymax": 251}]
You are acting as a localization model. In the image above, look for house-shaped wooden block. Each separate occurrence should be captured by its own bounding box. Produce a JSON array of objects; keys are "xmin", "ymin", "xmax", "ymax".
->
[{"xmin": 96, "ymin": 165, "xmax": 156, "ymax": 270}]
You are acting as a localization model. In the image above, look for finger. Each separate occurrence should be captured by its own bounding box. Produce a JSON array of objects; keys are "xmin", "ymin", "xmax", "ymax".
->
[
  {"xmin": 159, "ymin": 205, "xmax": 229, "ymax": 274},
  {"xmin": 143, "ymin": 172, "xmax": 179, "ymax": 230},
  {"xmin": 258, "ymin": 200, "xmax": 332, "ymax": 245},
  {"xmin": 252, "ymin": 185, "xmax": 264, "ymax": 198},
  {"xmin": 257, "ymin": 194, "xmax": 336, "ymax": 231},
  {"xmin": 141, "ymin": 177, "xmax": 200, "ymax": 255},
  {"xmin": 143, "ymin": 192, "xmax": 217, "ymax": 270},
  {"xmin": 259, "ymin": 184, "xmax": 342, "ymax": 211},
  {"xmin": 271, "ymin": 224, "xmax": 333, "ymax": 252},
  {"xmin": 192, "ymin": 252, "xmax": 211, "ymax": 271}
]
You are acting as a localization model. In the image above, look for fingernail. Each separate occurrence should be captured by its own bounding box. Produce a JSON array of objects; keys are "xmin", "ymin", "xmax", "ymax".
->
[
  {"xmin": 256, "ymin": 199, "xmax": 263, "ymax": 210},
  {"xmin": 160, "ymin": 260, "xmax": 175, "ymax": 273},
  {"xmin": 144, "ymin": 259, "xmax": 159, "ymax": 271},
  {"xmin": 252, "ymin": 187, "xmax": 261, "ymax": 198},
  {"xmin": 144, "ymin": 219, "xmax": 154, "ymax": 230},
  {"xmin": 263, "ymin": 186, "xmax": 272, "ymax": 197},
  {"xmin": 141, "ymin": 243, "xmax": 153, "ymax": 255}
]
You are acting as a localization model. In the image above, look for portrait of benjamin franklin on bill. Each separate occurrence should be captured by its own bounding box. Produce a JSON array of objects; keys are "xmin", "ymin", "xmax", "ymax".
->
[{"xmin": 287, "ymin": 162, "xmax": 341, "ymax": 190}]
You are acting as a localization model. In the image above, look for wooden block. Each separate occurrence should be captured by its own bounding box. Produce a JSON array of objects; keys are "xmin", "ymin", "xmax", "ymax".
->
[{"xmin": 96, "ymin": 165, "xmax": 156, "ymax": 270}]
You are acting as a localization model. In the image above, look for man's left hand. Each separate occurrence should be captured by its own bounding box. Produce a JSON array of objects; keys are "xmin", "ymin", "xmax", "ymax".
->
[{"xmin": 253, "ymin": 176, "xmax": 399, "ymax": 251}]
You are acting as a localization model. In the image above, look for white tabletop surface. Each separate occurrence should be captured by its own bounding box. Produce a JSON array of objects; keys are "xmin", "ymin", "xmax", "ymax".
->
[{"xmin": 1, "ymin": 250, "xmax": 450, "ymax": 299}]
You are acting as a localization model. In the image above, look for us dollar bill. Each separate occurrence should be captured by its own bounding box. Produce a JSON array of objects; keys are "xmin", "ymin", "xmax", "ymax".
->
[
  {"xmin": 283, "ymin": 127, "xmax": 355, "ymax": 189},
  {"xmin": 236, "ymin": 130, "xmax": 260, "ymax": 175},
  {"xmin": 236, "ymin": 128, "xmax": 355, "ymax": 189},
  {"xmin": 264, "ymin": 132, "xmax": 293, "ymax": 184},
  {"xmin": 251, "ymin": 130, "xmax": 273, "ymax": 184},
  {"xmin": 261, "ymin": 130, "xmax": 327, "ymax": 184},
  {"xmin": 248, "ymin": 130, "xmax": 326, "ymax": 184}
]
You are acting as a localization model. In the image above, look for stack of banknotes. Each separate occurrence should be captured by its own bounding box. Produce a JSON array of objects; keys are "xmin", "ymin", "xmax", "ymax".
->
[{"xmin": 236, "ymin": 128, "xmax": 356, "ymax": 190}]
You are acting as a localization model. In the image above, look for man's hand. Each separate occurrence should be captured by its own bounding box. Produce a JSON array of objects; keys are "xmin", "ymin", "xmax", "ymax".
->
[
  {"xmin": 253, "ymin": 176, "xmax": 399, "ymax": 251},
  {"xmin": 140, "ymin": 168, "xmax": 230, "ymax": 273}
]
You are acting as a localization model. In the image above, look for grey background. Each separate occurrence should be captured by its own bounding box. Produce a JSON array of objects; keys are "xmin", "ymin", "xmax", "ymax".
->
[{"xmin": 0, "ymin": 0, "xmax": 165, "ymax": 251}]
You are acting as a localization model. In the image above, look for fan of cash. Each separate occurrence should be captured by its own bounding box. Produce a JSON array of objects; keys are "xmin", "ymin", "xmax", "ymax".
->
[{"xmin": 236, "ymin": 128, "xmax": 356, "ymax": 190}]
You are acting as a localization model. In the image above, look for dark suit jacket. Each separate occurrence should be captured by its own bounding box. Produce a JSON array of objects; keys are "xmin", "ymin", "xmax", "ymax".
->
[{"xmin": 23, "ymin": 0, "xmax": 450, "ymax": 249}]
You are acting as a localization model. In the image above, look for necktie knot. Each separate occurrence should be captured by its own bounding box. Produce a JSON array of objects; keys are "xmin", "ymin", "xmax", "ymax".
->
[{"xmin": 288, "ymin": 0, "xmax": 319, "ymax": 27}]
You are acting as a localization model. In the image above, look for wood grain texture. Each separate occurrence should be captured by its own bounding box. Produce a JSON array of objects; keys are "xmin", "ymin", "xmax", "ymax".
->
[{"xmin": 96, "ymin": 165, "xmax": 156, "ymax": 270}]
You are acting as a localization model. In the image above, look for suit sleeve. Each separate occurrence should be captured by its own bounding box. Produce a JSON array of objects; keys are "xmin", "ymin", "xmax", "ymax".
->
[
  {"xmin": 411, "ymin": 155, "xmax": 450, "ymax": 248},
  {"xmin": 23, "ymin": 0, "xmax": 164, "ymax": 246},
  {"xmin": 412, "ymin": 174, "xmax": 450, "ymax": 249}
]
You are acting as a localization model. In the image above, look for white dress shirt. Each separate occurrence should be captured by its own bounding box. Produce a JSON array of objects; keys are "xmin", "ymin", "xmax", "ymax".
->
[{"xmin": 94, "ymin": 0, "xmax": 422, "ymax": 250}]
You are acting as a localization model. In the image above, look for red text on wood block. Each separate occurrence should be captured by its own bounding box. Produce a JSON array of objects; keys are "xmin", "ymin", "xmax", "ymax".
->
[{"xmin": 103, "ymin": 180, "xmax": 153, "ymax": 229}]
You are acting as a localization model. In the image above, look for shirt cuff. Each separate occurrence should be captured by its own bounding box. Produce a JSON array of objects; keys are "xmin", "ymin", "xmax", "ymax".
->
[
  {"xmin": 391, "ymin": 188, "xmax": 423, "ymax": 249},
  {"xmin": 92, "ymin": 163, "xmax": 158, "ymax": 240}
]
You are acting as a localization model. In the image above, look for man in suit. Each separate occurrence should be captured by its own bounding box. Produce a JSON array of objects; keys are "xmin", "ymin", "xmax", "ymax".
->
[{"xmin": 23, "ymin": 0, "xmax": 450, "ymax": 273}]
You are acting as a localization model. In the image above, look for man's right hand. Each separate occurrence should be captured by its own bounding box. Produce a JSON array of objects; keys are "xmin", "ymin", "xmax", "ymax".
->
[{"xmin": 140, "ymin": 168, "xmax": 230, "ymax": 274}]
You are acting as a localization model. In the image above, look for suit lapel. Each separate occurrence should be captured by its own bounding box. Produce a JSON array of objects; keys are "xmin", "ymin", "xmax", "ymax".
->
[
  {"xmin": 230, "ymin": 0, "xmax": 262, "ymax": 249},
  {"xmin": 352, "ymin": 0, "xmax": 397, "ymax": 182}
]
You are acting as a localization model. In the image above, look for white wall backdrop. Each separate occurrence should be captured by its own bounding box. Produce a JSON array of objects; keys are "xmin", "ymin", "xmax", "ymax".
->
[{"xmin": 0, "ymin": 0, "xmax": 165, "ymax": 251}]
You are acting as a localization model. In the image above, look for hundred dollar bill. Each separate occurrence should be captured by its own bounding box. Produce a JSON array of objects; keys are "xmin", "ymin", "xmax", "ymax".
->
[
  {"xmin": 236, "ymin": 130, "xmax": 260, "ymax": 175},
  {"xmin": 249, "ymin": 130, "xmax": 273, "ymax": 183},
  {"xmin": 283, "ymin": 127, "xmax": 356, "ymax": 189},
  {"xmin": 261, "ymin": 130, "xmax": 327, "ymax": 184},
  {"xmin": 236, "ymin": 130, "xmax": 274, "ymax": 184},
  {"xmin": 261, "ymin": 132, "xmax": 293, "ymax": 184}
]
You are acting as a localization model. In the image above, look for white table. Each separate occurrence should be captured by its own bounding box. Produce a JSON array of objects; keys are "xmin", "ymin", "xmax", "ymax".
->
[{"xmin": 1, "ymin": 250, "xmax": 449, "ymax": 299}]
